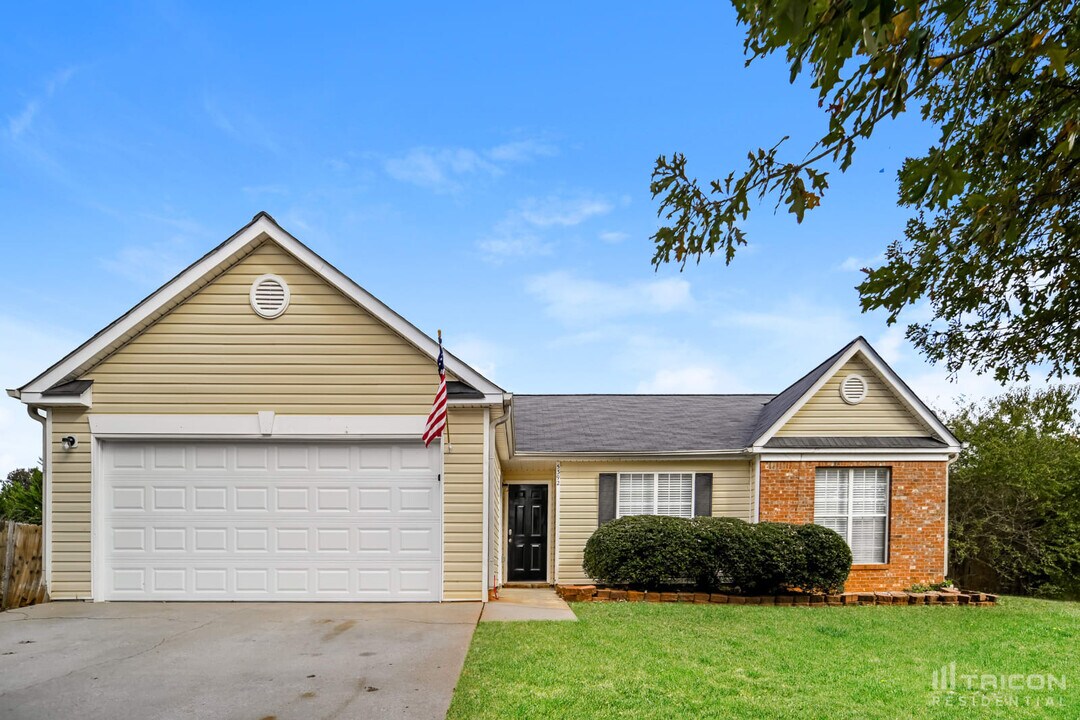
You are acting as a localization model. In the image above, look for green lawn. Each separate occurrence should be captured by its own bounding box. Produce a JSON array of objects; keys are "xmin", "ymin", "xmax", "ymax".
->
[{"xmin": 449, "ymin": 597, "xmax": 1080, "ymax": 719}]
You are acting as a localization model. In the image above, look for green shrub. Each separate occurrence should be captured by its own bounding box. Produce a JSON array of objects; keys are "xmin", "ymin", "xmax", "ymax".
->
[
  {"xmin": 791, "ymin": 523, "xmax": 852, "ymax": 594},
  {"xmin": 0, "ymin": 467, "xmax": 43, "ymax": 525},
  {"xmin": 585, "ymin": 514, "xmax": 853, "ymax": 594},
  {"xmin": 691, "ymin": 516, "xmax": 754, "ymax": 590},
  {"xmin": 582, "ymin": 515, "xmax": 702, "ymax": 588}
]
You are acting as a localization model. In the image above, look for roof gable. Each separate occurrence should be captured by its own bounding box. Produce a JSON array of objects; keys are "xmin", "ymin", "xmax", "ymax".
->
[
  {"xmin": 13, "ymin": 213, "xmax": 502, "ymax": 400},
  {"xmin": 750, "ymin": 337, "xmax": 960, "ymax": 449}
]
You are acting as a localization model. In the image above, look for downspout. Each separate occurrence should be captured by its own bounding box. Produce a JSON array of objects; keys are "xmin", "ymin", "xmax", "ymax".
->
[
  {"xmin": 488, "ymin": 401, "xmax": 512, "ymax": 596},
  {"xmin": 751, "ymin": 451, "xmax": 761, "ymax": 523},
  {"xmin": 481, "ymin": 407, "xmax": 490, "ymax": 602},
  {"xmin": 943, "ymin": 446, "xmax": 965, "ymax": 580},
  {"xmin": 26, "ymin": 405, "xmax": 47, "ymax": 592}
]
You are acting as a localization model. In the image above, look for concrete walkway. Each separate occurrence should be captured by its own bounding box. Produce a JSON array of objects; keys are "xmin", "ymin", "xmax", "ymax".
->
[
  {"xmin": 0, "ymin": 601, "xmax": 481, "ymax": 720},
  {"xmin": 480, "ymin": 588, "xmax": 577, "ymax": 622}
]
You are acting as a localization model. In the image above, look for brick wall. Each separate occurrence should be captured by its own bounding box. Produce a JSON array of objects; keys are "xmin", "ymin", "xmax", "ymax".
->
[{"xmin": 759, "ymin": 460, "xmax": 946, "ymax": 592}]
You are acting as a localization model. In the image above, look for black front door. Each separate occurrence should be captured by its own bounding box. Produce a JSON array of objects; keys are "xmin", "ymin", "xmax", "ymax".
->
[{"xmin": 507, "ymin": 484, "xmax": 548, "ymax": 582}]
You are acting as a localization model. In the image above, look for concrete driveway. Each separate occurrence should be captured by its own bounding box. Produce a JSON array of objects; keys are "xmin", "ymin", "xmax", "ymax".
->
[{"xmin": 0, "ymin": 601, "xmax": 481, "ymax": 720}]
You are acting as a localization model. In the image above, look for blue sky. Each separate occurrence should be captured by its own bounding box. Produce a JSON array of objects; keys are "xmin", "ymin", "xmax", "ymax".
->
[{"xmin": 0, "ymin": 3, "xmax": 1040, "ymax": 469}]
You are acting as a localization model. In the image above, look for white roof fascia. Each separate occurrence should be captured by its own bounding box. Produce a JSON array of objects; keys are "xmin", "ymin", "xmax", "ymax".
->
[{"xmin": 17, "ymin": 388, "xmax": 93, "ymax": 408}]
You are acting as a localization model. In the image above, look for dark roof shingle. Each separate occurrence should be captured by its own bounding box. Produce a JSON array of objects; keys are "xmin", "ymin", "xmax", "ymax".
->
[
  {"xmin": 764, "ymin": 436, "xmax": 948, "ymax": 449},
  {"xmin": 513, "ymin": 394, "xmax": 774, "ymax": 453}
]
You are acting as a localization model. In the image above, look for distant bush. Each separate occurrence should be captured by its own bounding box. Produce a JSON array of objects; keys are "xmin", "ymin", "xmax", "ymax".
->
[
  {"xmin": 946, "ymin": 386, "xmax": 1080, "ymax": 599},
  {"xmin": 584, "ymin": 514, "xmax": 851, "ymax": 594},
  {"xmin": 0, "ymin": 467, "xmax": 43, "ymax": 525},
  {"xmin": 582, "ymin": 515, "xmax": 703, "ymax": 588}
]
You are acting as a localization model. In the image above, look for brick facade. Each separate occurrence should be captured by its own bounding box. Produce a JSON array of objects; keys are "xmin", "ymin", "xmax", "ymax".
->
[{"xmin": 759, "ymin": 460, "xmax": 946, "ymax": 592}]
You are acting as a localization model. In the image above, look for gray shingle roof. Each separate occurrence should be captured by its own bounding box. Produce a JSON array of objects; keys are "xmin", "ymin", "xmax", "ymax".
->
[
  {"xmin": 513, "ymin": 394, "xmax": 775, "ymax": 453},
  {"xmin": 42, "ymin": 379, "xmax": 93, "ymax": 397},
  {"xmin": 749, "ymin": 337, "xmax": 860, "ymax": 441},
  {"xmin": 509, "ymin": 337, "xmax": 955, "ymax": 455},
  {"xmin": 764, "ymin": 436, "xmax": 948, "ymax": 449},
  {"xmin": 446, "ymin": 381, "xmax": 484, "ymax": 399}
]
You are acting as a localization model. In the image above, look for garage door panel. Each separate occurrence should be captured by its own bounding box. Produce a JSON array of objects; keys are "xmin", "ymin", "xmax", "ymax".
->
[
  {"xmin": 106, "ymin": 562, "xmax": 441, "ymax": 601},
  {"xmin": 101, "ymin": 441, "xmax": 442, "ymax": 601}
]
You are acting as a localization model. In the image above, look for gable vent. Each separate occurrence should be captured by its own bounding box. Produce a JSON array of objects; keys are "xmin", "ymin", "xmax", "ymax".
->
[
  {"xmin": 840, "ymin": 374, "xmax": 868, "ymax": 405},
  {"xmin": 249, "ymin": 274, "xmax": 290, "ymax": 318}
]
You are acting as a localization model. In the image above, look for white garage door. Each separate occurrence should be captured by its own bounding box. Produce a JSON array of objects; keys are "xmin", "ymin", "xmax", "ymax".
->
[{"xmin": 100, "ymin": 440, "xmax": 442, "ymax": 601}]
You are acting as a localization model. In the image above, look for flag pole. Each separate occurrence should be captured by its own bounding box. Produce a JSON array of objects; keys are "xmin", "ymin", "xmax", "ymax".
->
[{"xmin": 439, "ymin": 329, "xmax": 451, "ymax": 451}]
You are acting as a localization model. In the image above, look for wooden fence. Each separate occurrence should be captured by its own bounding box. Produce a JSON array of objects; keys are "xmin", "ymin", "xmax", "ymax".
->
[{"xmin": 1, "ymin": 521, "xmax": 47, "ymax": 611}]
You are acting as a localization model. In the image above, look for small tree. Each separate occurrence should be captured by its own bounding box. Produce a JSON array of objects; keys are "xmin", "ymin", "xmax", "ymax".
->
[
  {"xmin": 945, "ymin": 386, "xmax": 1080, "ymax": 597},
  {"xmin": 0, "ymin": 467, "xmax": 43, "ymax": 525}
]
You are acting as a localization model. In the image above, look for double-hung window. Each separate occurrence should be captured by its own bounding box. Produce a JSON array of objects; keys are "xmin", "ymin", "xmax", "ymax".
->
[
  {"xmin": 616, "ymin": 472, "xmax": 694, "ymax": 519},
  {"xmin": 814, "ymin": 468, "xmax": 889, "ymax": 564}
]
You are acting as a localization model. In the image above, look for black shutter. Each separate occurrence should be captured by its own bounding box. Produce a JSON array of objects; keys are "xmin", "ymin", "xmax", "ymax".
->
[
  {"xmin": 694, "ymin": 473, "xmax": 713, "ymax": 517},
  {"xmin": 598, "ymin": 473, "xmax": 617, "ymax": 526}
]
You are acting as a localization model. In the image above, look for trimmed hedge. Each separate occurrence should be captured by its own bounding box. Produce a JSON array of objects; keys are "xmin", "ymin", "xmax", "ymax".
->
[
  {"xmin": 582, "ymin": 515, "xmax": 703, "ymax": 588},
  {"xmin": 584, "ymin": 515, "xmax": 851, "ymax": 594},
  {"xmin": 791, "ymin": 523, "xmax": 853, "ymax": 594}
]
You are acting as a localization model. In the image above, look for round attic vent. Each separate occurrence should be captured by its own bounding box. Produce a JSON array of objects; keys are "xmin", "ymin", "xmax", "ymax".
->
[
  {"xmin": 250, "ymin": 274, "xmax": 290, "ymax": 318},
  {"xmin": 840, "ymin": 374, "xmax": 868, "ymax": 405}
]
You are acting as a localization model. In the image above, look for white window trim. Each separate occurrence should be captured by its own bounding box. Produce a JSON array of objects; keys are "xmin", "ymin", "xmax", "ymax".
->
[
  {"xmin": 615, "ymin": 471, "xmax": 696, "ymax": 519},
  {"xmin": 814, "ymin": 467, "xmax": 890, "ymax": 565}
]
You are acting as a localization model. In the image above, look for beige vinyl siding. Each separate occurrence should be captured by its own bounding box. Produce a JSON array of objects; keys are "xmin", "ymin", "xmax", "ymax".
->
[
  {"xmin": 555, "ymin": 459, "xmax": 754, "ymax": 585},
  {"xmin": 46, "ymin": 240, "xmax": 489, "ymax": 600},
  {"xmin": 442, "ymin": 407, "xmax": 485, "ymax": 599},
  {"xmin": 49, "ymin": 408, "xmax": 93, "ymax": 598},
  {"xmin": 775, "ymin": 355, "xmax": 930, "ymax": 437},
  {"xmin": 86, "ymin": 241, "xmax": 455, "ymax": 415}
]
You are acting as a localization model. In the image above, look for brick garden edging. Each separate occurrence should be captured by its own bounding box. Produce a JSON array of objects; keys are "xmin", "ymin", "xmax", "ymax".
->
[{"xmin": 555, "ymin": 585, "xmax": 998, "ymax": 606}]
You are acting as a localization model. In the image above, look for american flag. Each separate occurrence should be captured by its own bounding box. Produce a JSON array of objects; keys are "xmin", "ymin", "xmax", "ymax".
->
[{"xmin": 422, "ymin": 336, "xmax": 448, "ymax": 447}]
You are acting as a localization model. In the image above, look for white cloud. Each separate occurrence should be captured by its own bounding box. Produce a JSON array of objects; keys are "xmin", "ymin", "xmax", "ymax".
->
[
  {"xmin": 384, "ymin": 147, "xmax": 496, "ymax": 190},
  {"xmin": 476, "ymin": 192, "xmax": 616, "ymax": 262},
  {"xmin": 7, "ymin": 67, "xmax": 76, "ymax": 140},
  {"xmin": 720, "ymin": 298, "xmax": 859, "ymax": 361},
  {"xmin": 485, "ymin": 139, "xmax": 557, "ymax": 163},
  {"xmin": 527, "ymin": 271, "xmax": 693, "ymax": 324},
  {"xmin": 384, "ymin": 139, "xmax": 556, "ymax": 191},
  {"xmin": 636, "ymin": 364, "xmax": 741, "ymax": 393},
  {"xmin": 517, "ymin": 195, "xmax": 613, "ymax": 227},
  {"xmin": 599, "ymin": 230, "xmax": 628, "ymax": 244},
  {"xmin": 838, "ymin": 253, "xmax": 884, "ymax": 272},
  {"xmin": 477, "ymin": 234, "xmax": 552, "ymax": 262},
  {"xmin": 0, "ymin": 316, "xmax": 81, "ymax": 472},
  {"xmin": 447, "ymin": 334, "xmax": 507, "ymax": 381}
]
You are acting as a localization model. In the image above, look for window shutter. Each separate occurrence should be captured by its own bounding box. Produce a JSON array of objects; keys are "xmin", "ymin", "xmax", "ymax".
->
[
  {"xmin": 598, "ymin": 473, "xmax": 617, "ymax": 526},
  {"xmin": 693, "ymin": 473, "xmax": 712, "ymax": 517}
]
